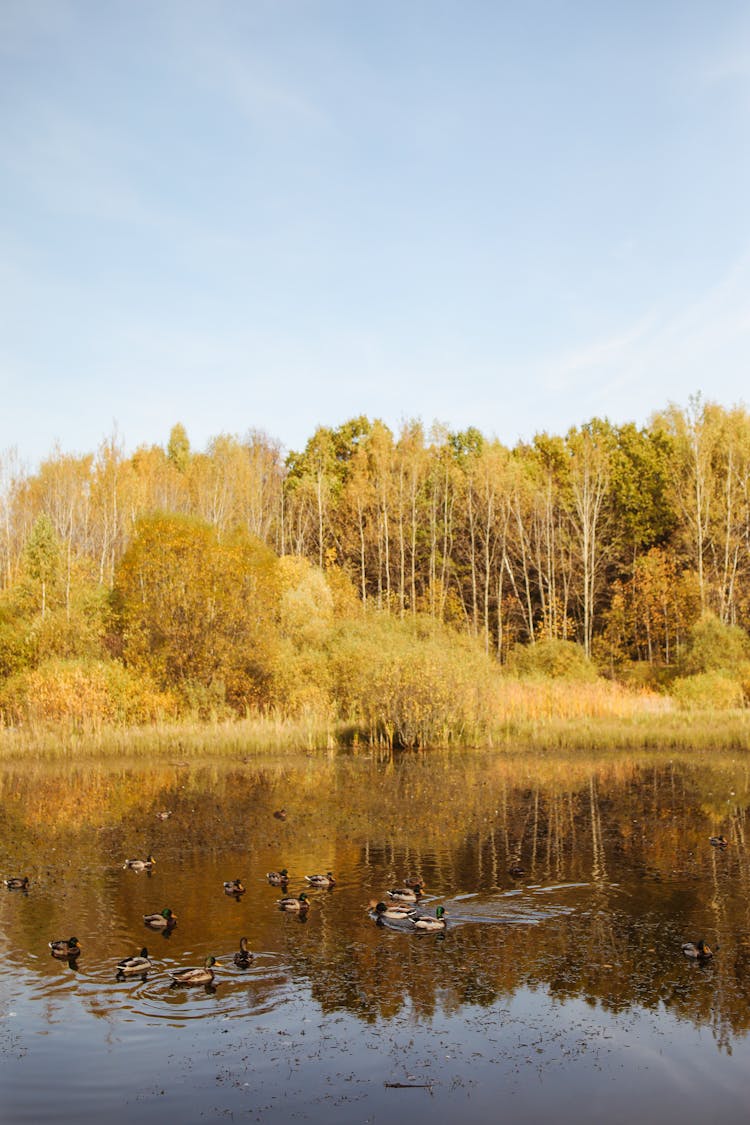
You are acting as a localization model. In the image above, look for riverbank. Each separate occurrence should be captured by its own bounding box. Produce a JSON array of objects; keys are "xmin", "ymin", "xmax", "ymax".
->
[{"xmin": 2, "ymin": 702, "xmax": 750, "ymax": 760}]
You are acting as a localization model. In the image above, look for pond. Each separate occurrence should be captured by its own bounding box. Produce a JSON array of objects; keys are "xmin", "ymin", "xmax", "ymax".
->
[{"xmin": 1, "ymin": 747, "xmax": 750, "ymax": 1123}]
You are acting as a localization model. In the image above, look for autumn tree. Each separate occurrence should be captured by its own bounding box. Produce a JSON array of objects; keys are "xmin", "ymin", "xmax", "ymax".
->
[
  {"xmin": 564, "ymin": 420, "xmax": 617, "ymax": 657},
  {"xmin": 114, "ymin": 514, "xmax": 279, "ymax": 712},
  {"xmin": 167, "ymin": 423, "xmax": 191, "ymax": 472},
  {"xmin": 24, "ymin": 514, "xmax": 61, "ymax": 620}
]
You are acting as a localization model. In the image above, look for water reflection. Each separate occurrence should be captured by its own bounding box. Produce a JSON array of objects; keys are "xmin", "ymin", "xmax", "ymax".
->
[{"xmin": 0, "ymin": 747, "xmax": 749, "ymax": 1051}]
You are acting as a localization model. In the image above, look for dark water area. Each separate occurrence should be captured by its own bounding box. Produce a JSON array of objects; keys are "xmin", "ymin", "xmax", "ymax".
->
[{"xmin": 2, "ymin": 747, "xmax": 750, "ymax": 1123}]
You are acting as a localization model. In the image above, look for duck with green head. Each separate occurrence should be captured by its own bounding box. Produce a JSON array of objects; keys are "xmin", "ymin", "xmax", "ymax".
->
[
  {"xmin": 277, "ymin": 891, "xmax": 310, "ymax": 913},
  {"xmin": 409, "ymin": 906, "xmax": 447, "ymax": 932},
  {"xmin": 49, "ymin": 937, "xmax": 82, "ymax": 959},
  {"xmin": 144, "ymin": 908, "xmax": 177, "ymax": 930},
  {"xmin": 267, "ymin": 869, "xmax": 289, "ymax": 886}
]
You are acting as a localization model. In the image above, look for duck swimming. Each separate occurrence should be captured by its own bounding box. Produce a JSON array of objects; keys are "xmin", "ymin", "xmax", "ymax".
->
[
  {"xmin": 116, "ymin": 948, "xmax": 152, "ymax": 977},
  {"xmin": 305, "ymin": 872, "xmax": 336, "ymax": 888},
  {"xmin": 4, "ymin": 876, "xmax": 29, "ymax": 890},
  {"xmin": 709, "ymin": 835, "xmax": 729, "ymax": 848},
  {"xmin": 369, "ymin": 900, "xmax": 414, "ymax": 921},
  {"xmin": 277, "ymin": 891, "xmax": 310, "ymax": 913},
  {"xmin": 223, "ymin": 879, "xmax": 246, "ymax": 896},
  {"xmin": 682, "ymin": 940, "xmax": 713, "ymax": 960},
  {"xmin": 49, "ymin": 937, "xmax": 82, "ymax": 959},
  {"xmin": 144, "ymin": 908, "xmax": 177, "ymax": 930},
  {"xmin": 267, "ymin": 869, "xmax": 289, "ymax": 886},
  {"xmin": 233, "ymin": 937, "xmax": 253, "ymax": 968},
  {"xmin": 387, "ymin": 881, "xmax": 424, "ymax": 903},
  {"xmin": 169, "ymin": 956, "xmax": 217, "ymax": 986},
  {"xmin": 409, "ymin": 906, "xmax": 447, "ymax": 932},
  {"xmin": 123, "ymin": 855, "xmax": 156, "ymax": 871}
]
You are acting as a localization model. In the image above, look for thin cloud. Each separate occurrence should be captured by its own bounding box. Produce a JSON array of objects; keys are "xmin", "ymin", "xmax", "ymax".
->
[
  {"xmin": 541, "ymin": 316, "xmax": 657, "ymax": 394},
  {"xmin": 163, "ymin": 9, "xmax": 333, "ymax": 134},
  {"xmin": 0, "ymin": 101, "xmax": 154, "ymax": 225}
]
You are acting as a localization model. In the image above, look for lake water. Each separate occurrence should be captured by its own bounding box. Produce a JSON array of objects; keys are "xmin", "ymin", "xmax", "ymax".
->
[{"xmin": 1, "ymin": 747, "xmax": 750, "ymax": 1123}]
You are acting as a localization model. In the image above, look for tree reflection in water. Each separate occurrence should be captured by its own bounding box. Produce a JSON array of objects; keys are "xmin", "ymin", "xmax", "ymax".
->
[{"xmin": 0, "ymin": 747, "xmax": 748, "ymax": 1055}]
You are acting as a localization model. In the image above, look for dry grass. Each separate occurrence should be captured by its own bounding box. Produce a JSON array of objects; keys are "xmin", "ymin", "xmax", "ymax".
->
[
  {"xmin": 0, "ymin": 713, "xmax": 336, "ymax": 761},
  {"xmin": 1, "ymin": 674, "xmax": 748, "ymax": 760},
  {"xmin": 491, "ymin": 675, "xmax": 670, "ymax": 722}
]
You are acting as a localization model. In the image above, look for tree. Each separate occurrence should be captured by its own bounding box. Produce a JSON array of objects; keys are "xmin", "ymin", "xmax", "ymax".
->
[
  {"xmin": 114, "ymin": 514, "xmax": 279, "ymax": 711},
  {"xmin": 24, "ymin": 514, "xmax": 61, "ymax": 620},
  {"xmin": 564, "ymin": 420, "xmax": 617, "ymax": 657},
  {"xmin": 167, "ymin": 423, "xmax": 191, "ymax": 473}
]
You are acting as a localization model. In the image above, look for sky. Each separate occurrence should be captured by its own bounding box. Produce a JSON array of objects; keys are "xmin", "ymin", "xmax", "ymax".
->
[{"xmin": 2, "ymin": 0, "xmax": 750, "ymax": 470}]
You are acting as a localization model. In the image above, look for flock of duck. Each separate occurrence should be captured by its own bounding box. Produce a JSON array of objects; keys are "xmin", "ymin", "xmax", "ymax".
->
[
  {"xmin": 5, "ymin": 830, "xmax": 729, "ymax": 979},
  {"xmin": 2, "ymin": 859, "xmax": 447, "ymax": 989}
]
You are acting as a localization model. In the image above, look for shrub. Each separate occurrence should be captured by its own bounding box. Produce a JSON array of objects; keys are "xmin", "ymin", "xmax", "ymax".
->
[
  {"xmin": 0, "ymin": 658, "xmax": 178, "ymax": 728},
  {"xmin": 506, "ymin": 638, "xmax": 598, "ymax": 682},
  {"xmin": 678, "ymin": 614, "xmax": 750, "ymax": 675},
  {"xmin": 328, "ymin": 612, "xmax": 493, "ymax": 747},
  {"xmin": 670, "ymin": 671, "xmax": 744, "ymax": 711}
]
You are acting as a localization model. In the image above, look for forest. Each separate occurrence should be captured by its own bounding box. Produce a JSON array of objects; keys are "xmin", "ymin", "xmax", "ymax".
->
[{"xmin": 3, "ymin": 394, "xmax": 750, "ymax": 743}]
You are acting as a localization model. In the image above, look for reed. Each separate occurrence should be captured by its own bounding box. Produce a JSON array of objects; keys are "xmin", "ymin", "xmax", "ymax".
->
[
  {"xmin": 2, "ymin": 700, "xmax": 750, "ymax": 761},
  {"xmin": 492, "ymin": 710, "xmax": 750, "ymax": 752},
  {"xmin": 0, "ymin": 712, "xmax": 336, "ymax": 761}
]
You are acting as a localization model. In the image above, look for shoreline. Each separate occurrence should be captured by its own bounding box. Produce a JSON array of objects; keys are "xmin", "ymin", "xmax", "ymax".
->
[{"xmin": 2, "ymin": 707, "xmax": 750, "ymax": 761}]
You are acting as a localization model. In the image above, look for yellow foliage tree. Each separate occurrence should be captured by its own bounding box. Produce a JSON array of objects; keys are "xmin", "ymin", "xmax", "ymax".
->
[{"xmin": 114, "ymin": 514, "xmax": 279, "ymax": 713}]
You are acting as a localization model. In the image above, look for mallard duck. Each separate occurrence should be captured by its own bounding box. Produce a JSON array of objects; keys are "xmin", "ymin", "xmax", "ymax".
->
[
  {"xmin": 144, "ymin": 908, "xmax": 177, "ymax": 930},
  {"xmin": 116, "ymin": 947, "xmax": 152, "ymax": 977},
  {"xmin": 370, "ymin": 899, "xmax": 414, "ymax": 921},
  {"xmin": 223, "ymin": 879, "xmax": 246, "ymax": 896},
  {"xmin": 273, "ymin": 808, "xmax": 287, "ymax": 821},
  {"xmin": 156, "ymin": 810, "xmax": 172, "ymax": 821},
  {"xmin": 5, "ymin": 876, "xmax": 29, "ymax": 890},
  {"xmin": 233, "ymin": 937, "xmax": 253, "ymax": 968},
  {"xmin": 709, "ymin": 835, "xmax": 729, "ymax": 848},
  {"xmin": 508, "ymin": 864, "xmax": 526, "ymax": 878},
  {"xmin": 682, "ymin": 940, "xmax": 713, "ymax": 959},
  {"xmin": 267, "ymin": 869, "xmax": 289, "ymax": 886},
  {"xmin": 169, "ymin": 956, "xmax": 217, "ymax": 986},
  {"xmin": 387, "ymin": 881, "xmax": 424, "ymax": 903},
  {"xmin": 49, "ymin": 937, "xmax": 82, "ymax": 959},
  {"xmin": 305, "ymin": 872, "xmax": 336, "ymax": 888},
  {"xmin": 409, "ymin": 906, "xmax": 447, "ymax": 932},
  {"xmin": 277, "ymin": 891, "xmax": 310, "ymax": 912},
  {"xmin": 123, "ymin": 854, "xmax": 156, "ymax": 871}
]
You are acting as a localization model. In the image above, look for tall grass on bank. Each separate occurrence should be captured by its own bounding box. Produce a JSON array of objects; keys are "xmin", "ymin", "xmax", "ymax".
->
[
  {"xmin": 493, "ymin": 710, "xmax": 750, "ymax": 752},
  {"xmin": 0, "ymin": 713, "xmax": 337, "ymax": 762},
  {"xmin": 3, "ymin": 693, "xmax": 750, "ymax": 761}
]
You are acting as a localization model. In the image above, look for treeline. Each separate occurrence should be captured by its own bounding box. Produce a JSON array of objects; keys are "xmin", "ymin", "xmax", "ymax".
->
[{"xmin": 2, "ymin": 394, "xmax": 750, "ymax": 733}]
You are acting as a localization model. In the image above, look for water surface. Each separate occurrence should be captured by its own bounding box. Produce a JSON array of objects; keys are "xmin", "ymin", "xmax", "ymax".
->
[{"xmin": 1, "ymin": 747, "xmax": 750, "ymax": 1122}]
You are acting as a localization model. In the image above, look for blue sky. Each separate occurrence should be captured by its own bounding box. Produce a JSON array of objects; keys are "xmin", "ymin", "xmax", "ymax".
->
[{"xmin": 2, "ymin": 1, "xmax": 749, "ymax": 468}]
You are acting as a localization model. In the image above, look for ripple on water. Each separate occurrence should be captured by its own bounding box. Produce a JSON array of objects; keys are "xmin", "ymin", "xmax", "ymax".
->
[
  {"xmin": 5, "ymin": 951, "xmax": 295, "ymax": 1025},
  {"xmin": 437, "ymin": 884, "xmax": 593, "ymax": 926}
]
